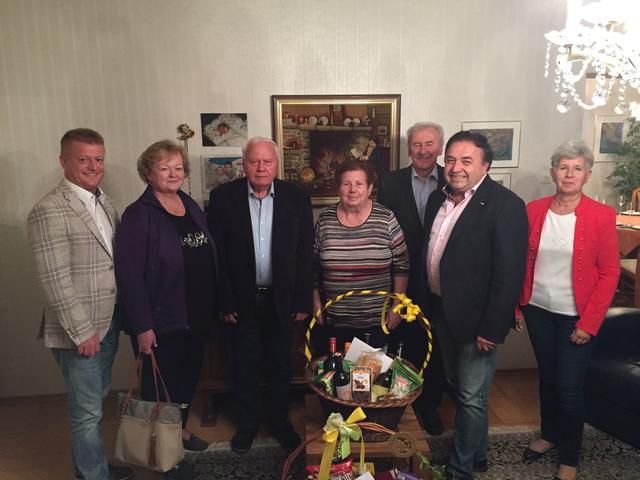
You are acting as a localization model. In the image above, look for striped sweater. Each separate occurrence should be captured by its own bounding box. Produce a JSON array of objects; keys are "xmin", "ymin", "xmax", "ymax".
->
[{"xmin": 313, "ymin": 202, "xmax": 409, "ymax": 328}]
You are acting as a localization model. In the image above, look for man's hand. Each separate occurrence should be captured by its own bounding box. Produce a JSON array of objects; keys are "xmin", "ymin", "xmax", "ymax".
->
[
  {"xmin": 291, "ymin": 312, "xmax": 309, "ymax": 322},
  {"xmin": 569, "ymin": 327, "xmax": 592, "ymax": 345},
  {"xmin": 476, "ymin": 336, "xmax": 496, "ymax": 352},
  {"xmin": 223, "ymin": 312, "xmax": 238, "ymax": 324},
  {"xmin": 514, "ymin": 314, "xmax": 525, "ymax": 332},
  {"xmin": 137, "ymin": 329, "xmax": 157, "ymax": 355},
  {"xmin": 77, "ymin": 334, "xmax": 100, "ymax": 357}
]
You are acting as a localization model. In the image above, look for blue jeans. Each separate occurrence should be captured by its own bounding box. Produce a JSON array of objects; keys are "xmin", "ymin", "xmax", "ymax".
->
[
  {"xmin": 523, "ymin": 304, "xmax": 595, "ymax": 467},
  {"xmin": 52, "ymin": 316, "xmax": 120, "ymax": 480},
  {"xmin": 432, "ymin": 298, "xmax": 498, "ymax": 479}
]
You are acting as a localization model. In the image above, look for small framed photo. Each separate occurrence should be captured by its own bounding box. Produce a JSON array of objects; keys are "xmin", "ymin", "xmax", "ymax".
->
[
  {"xmin": 201, "ymin": 113, "xmax": 248, "ymax": 147},
  {"xmin": 201, "ymin": 152, "xmax": 243, "ymax": 195},
  {"xmin": 377, "ymin": 125, "xmax": 388, "ymax": 136},
  {"xmin": 461, "ymin": 120, "xmax": 521, "ymax": 168},
  {"xmin": 490, "ymin": 172, "xmax": 512, "ymax": 189},
  {"xmin": 594, "ymin": 115, "xmax": 629, "ymax": 163}
]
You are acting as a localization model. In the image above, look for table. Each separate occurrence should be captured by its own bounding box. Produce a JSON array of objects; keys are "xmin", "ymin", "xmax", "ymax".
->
[
  {"xmin": 305, "ymin": 394, "xmax": 430, "ymax": 473},
  {"xmin": 617, "ymin": 215, "xmax": 640, "ymax": 308}
]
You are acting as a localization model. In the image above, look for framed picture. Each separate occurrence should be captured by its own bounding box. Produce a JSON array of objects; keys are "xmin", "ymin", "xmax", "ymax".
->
[
  {"xmin": 490, "ymin": 172, "xmax": 512, "ymax": 189},
  {"xmin": 201, "ymin": 152, "xmax": 244, "ymax": 195},
  {"xmin": 594, "ymin": 115, "xmax": 628, "ymax": 162},
  {"xmin": 272, "ymin": 94, "xmax": 401, "ymax": 206},
  {"xmin": 201, "ymin": 113, "xmax": 248, "ymax": 147},
  {"xmin": 461, "ymin": 120, "xmax": 521, "ymax": 168}
]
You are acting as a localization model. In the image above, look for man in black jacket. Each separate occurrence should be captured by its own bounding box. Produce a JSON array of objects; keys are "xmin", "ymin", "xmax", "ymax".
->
[
  {"xmin": 424, "ymin": 131, "xmax": 528, "ymax": 479},
  {"xmin": 207, "ymin": 137, "xmax": 314, "ymax": 454},
  {"xmin": 378, "ymin": 122, "xmax": 447, "ymax": 435}
]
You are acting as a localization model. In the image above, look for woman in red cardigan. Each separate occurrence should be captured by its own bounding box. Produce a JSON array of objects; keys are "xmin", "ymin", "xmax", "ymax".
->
[{"xmin": 516, "ymin": 140, "xmax": 620, "ymax": 480}]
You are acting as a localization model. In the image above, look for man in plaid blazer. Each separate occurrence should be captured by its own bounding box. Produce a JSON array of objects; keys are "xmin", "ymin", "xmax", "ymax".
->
[{"xmin": 27, "ymin": 128, "xmax": 132, "ymax": 480}]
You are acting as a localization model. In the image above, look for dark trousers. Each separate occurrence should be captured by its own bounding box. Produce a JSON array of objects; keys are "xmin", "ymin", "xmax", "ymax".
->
[
  {"xmin": 131, "ymin": 331, "xmax": 205, "ymax": 428},
  {"xmin": 231, "ymin": 290, "xmax": 293, "ymax": 434},
  {"xmin": 523, "ymin": 304, "xmax": 596, "ymax": 466}
]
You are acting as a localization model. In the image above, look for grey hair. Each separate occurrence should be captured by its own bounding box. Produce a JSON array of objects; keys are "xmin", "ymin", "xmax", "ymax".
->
[
  {"xmin": 243, "ymin": 136, "xmax": 280, "ymax": 162},
  {"xmin": 406, "ymin": 122, "xmax": 445, "ymax": 145},
  {"xmin": 550, "ymin": 140, "xmax": 594, "ymax": 169}
]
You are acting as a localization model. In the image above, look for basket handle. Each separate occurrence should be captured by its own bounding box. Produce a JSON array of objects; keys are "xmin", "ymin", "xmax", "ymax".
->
[{"xmin": 304, "ymin": 290, "xmax": 433, "ymax": 376}]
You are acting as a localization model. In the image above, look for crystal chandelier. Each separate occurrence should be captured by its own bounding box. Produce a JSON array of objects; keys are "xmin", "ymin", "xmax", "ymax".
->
[{"xmin": 544, "ymin": 0, "xmax": 640, "ymax": 117}]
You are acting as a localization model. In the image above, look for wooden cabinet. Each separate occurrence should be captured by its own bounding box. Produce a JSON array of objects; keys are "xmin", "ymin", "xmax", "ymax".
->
[{"xmin": 197, "ymin": 321, "xmax": 309, "ymax": 424}]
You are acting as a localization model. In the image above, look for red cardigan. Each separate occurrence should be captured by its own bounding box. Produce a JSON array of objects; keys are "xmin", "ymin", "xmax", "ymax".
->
[{"xmin": 519, "ymin": 195, "xmax": 620, "ymax": 336}]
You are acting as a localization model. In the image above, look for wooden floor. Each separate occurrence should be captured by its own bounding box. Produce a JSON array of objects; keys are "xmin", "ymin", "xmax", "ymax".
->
[{"xmin": 0, "ymin": 369, "xmax": 539, "ymax": 480}]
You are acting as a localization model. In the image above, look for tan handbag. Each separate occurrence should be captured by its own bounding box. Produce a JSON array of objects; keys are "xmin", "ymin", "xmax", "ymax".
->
[{"xmin": 114, "ymin": 351, "xmax": 185, "ymax": 472}]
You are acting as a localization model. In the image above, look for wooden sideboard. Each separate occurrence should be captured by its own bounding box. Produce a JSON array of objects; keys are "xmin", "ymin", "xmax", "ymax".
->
[{"xmin": 197, "ymin": 320, "xmax": 309, "ymax": 425}]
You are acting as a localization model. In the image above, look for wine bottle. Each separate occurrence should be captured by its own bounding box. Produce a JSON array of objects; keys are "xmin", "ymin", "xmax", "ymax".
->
[
  {"xmin": 371, "ymin": 343, "xmax": 395, "ymax": 401},
  {"xmin": 333, "ymin": 354, "xmax": 351, "ymax": 400},
  {"xmin": 325, "ymin": 337, "xmax": 338, "ymax": 372},
  {"xmin": 363, "ymin": 332, "xmax": 371, "ymax": 345}
]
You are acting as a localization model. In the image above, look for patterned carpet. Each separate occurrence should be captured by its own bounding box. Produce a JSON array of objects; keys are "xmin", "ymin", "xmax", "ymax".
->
[
  {"xmin": 427, "ymin": 425, "xmax": 640, "ymax": 480},
  {"xmin": 184, "ymin": 425, "xmax": 640, "ymax": 479}
]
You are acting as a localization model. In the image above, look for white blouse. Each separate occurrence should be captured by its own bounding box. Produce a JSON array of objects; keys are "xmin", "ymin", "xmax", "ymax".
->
[{"xmin": 529, "ymin": 210, "xmax": 579, "ymax": 316}]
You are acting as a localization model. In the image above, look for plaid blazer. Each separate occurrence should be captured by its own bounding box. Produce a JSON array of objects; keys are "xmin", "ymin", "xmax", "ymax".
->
[{"xmin": 27, "ymin": 180, "xmax": 119, "ymax": 349}]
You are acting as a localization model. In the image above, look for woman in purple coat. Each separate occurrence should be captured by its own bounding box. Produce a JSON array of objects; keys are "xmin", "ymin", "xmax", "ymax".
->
[{"xmin": 115, "ymin": 140, "xmax": 218, "ymax": 478}]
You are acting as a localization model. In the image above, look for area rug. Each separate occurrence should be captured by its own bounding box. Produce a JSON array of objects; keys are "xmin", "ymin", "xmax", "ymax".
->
[
  {"xmin": 427, "ymin": 425, "xmax": 640, "ymax": 480},
  {"xmin": 185, "ymin": 426, "xmax": 640, "ymax": 479}
]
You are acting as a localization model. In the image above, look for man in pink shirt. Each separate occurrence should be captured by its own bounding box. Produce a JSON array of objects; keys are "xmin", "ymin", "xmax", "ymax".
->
[{"xmin": 424, "ymin": 131, "xmax": 528, "ymax": 480}]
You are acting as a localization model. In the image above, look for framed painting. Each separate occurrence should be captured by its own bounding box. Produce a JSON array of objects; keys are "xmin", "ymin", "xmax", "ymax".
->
[
  {"xmin": 271, "ymin": 94, "xmax": 401, "ymax": 206},
  {"xmin": 594, "ymin": 115, "xmax": 628, "ymax": 162},
  {"xmin": 461, "ymin": 120, "xmax": 521, "ymax": 168},
  {"xmin": 490, "ymin": 172, "xmax": 512, "ymax": 189}
]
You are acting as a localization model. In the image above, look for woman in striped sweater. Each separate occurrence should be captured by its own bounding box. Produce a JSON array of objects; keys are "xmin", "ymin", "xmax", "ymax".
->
[{"xmin": 313, "ymin": 159, "xmax": 409, "ymax": 350}]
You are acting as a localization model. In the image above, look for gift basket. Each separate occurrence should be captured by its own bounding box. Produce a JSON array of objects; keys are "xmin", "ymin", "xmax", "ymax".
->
[
  {"xmin": 281, "ymin": 407, "xmax": 444, "ymax": 480},
  {"xmin": 305, "ymin": 291, "xmax": 433, "ymax": 442}
]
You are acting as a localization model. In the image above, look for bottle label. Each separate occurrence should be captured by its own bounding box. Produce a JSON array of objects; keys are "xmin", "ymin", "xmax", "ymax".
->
[{"xmin": 336, "ymin": 383, "xmax": 352, "ymax": 401}]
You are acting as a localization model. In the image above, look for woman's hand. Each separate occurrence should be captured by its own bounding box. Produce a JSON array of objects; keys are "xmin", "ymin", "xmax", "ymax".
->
[
  {"xmin": 569, "ymin": 327, "xmax": 592, "ymax": 345},
  {"xmin": 385, "ymin": 302, "xmax": 403, "ymax": 331},
  {"xmin": 137, "ymin": 329, "xmax": 157, "ymax": 355},
  {"xmin": 515, "ymin": 314, "xmax": 525, "ymax": 332}
]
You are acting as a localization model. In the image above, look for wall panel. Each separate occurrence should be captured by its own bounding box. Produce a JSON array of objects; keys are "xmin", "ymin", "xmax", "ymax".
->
[{"xmin": 0, "ymin": 0, "xmax": 584, "ymax": 396}]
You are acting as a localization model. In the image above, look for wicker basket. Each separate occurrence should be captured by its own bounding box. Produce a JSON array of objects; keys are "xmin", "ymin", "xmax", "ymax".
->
[
  {"xmin": 307, "ymin": 356, "xmax": 423, "ymax": 442},
  {"xmin": 304, "ymin": 290, "xmax": 432, "ymax": 442}
]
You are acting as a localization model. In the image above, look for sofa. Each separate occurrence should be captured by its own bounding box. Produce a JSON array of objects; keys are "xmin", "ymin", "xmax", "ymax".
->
[{"xmin": 585, "ymin": 307, "xmax": 640, "ymax": 448}]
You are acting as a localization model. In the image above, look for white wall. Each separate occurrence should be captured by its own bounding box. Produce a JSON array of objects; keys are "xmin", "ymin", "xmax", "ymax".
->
[{"xmin": 0, "ymin": 0, "xmax": 584, "ymax": 397}]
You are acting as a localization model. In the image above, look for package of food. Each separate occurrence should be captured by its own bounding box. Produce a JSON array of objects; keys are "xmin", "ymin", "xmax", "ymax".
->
[
  {"xmin": 342, "ymin": 359, "xmax": 354, "ymax": 376},
  {"xmin": 389, "ymin": 358, "xmax": 423, "ymax": 398},
  {"xmin": 356, "ymin": 351, "xmax": 383, "ymax": 381},
  {"xmin": 313, "ymin": 370, "xmax": 336, "ymax": 396},
  {"xmin": 351, "ymin": 366, "xmax": 372, "ymax": 403},
  {"xmin": 306, "ymin": 457, "xmax": 354, "ymax": 480}
]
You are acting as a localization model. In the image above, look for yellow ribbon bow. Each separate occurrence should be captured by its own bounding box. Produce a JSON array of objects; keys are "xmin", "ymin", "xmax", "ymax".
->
[
  {"xmin": 382, "ymin": 292, "xmax": 421, "ymax": 333},
  {"xmin": 318, "ymin": 408, "xmax": 367, "ymax": 480}
]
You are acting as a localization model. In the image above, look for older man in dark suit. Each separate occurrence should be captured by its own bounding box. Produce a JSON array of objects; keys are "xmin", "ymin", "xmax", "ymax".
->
[
  {"xmin": 424, "ymin": 131, "xmax": 528, "ymax": 480},
  {"xmin": 207, "ymin": 137, "xmax": 314, "ymax": 454},
  {"xmin": 378, "ymin": 121, "xmax": 447, "ymax": 435}
]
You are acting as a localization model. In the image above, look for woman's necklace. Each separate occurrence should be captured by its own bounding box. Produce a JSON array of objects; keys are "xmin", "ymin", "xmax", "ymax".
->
[
  {"xmin": 158, "ymin": 193, "xmax": 182, "ymax": 214},
  {"xmin": 553, "ymin": 194, "xmax": 580, "ymax": 214}
]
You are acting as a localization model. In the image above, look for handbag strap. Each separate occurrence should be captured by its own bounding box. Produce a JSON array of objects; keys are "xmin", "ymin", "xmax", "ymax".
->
[{"xmin": 123, "ymin": 351, "xmax": 173, "ymax": 403}]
